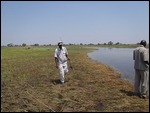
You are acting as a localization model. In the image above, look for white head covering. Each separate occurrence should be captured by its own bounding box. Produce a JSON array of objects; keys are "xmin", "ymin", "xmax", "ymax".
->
[{"xmin": 58, "ymin": 41, "xmax": 63, "ymax": 46}]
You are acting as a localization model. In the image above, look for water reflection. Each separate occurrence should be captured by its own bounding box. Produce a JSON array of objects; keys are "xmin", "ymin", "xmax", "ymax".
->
[{"xmin": 88, "ymin": 47, "xmax": 135, "ymax": 84}]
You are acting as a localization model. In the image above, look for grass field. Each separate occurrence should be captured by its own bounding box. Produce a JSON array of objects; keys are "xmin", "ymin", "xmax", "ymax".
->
[{"xmin": 1, "ymin": 46, "xmax": 149, "ymax": 112}]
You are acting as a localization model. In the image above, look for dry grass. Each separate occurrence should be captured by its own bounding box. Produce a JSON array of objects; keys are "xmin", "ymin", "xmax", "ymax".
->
[{"xmin": 1, "ymin": 46, "xmax": 149, "ymax": 112}]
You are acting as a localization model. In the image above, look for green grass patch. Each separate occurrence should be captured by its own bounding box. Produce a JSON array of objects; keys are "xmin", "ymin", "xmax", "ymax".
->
[{"xmin": 1, "ymin": 46, "xmax": 149, "ymax": 112}]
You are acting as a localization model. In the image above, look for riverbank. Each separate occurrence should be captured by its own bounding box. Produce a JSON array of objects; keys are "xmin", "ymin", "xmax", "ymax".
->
[{"xmin": 1, "ymin": 46, "xmax": 149, "ymax": 112}]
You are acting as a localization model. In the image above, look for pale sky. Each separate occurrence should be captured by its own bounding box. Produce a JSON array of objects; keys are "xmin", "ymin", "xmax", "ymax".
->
[{"xmin": 1, "ymin": 1, "xmax": 149, "ymax": 45}]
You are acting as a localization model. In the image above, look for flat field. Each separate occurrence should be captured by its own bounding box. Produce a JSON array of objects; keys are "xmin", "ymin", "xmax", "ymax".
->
[{"xmin": 1, "ymin": 46, "xmax": 149, "ymax": 112}]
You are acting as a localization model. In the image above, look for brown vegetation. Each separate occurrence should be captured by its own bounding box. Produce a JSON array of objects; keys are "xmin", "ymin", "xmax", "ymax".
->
[{"xmin": 1, "ymin": 46, "xmax": 149, "ymax": 112}]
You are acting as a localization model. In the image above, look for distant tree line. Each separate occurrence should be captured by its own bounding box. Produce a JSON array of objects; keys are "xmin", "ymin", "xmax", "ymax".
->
[
  {"xmin": 6, "ymin": 43, "xmax": 52, "ymax": 47},
  {"xmin": 5, "ymin": 41, "xmax": 149, "ymax": 47}
]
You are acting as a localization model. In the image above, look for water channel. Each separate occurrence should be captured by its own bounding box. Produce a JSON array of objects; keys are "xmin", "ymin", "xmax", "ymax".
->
[{"xmin": 88, "ymin": 47, "xmax": 135, "ymax": 84}]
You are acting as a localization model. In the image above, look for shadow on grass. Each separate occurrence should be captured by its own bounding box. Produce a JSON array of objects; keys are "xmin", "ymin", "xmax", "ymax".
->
[
  {"xmin": 120, "ymin": 89, "xmax": 134, "ymax": 96},
  {"xmin": 51, "ymin": 79, "xmax": 62, "ymax": 85}
]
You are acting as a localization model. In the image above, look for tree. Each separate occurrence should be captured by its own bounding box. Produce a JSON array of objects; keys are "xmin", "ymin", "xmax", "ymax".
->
[
  {"xmin": 80, "ymin": 43, "xmax": 83, "ymax": 45},
  {"xmin": 22, "ymin": 43, "xmax": 26, "ymax": 46},
  {"xmin": 115, "ymin": 42, "xmax": 120, "ymax": 45},
  {"xmin": 34, "ymin": 44, "xmax": 39, "ymax": 46},
  {"xmin": 108, "ymin": 41, "xmax": 113, "ymax": 45},
  {"xmin": 7, "ymin": 43, "xmax": 14, "ymax": 47}
]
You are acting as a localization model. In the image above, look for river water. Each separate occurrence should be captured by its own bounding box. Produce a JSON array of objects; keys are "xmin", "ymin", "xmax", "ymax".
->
[{"xmin": 88, "ymin": 47, "xmax": 135, "ymax": 84}]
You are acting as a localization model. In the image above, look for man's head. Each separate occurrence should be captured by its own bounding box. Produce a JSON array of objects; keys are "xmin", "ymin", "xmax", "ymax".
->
[
  {"xmin": 58, "ymin": 41, "xmax": 63, "ymax": 49},
  {"xmin": 140, "ymin": 40, "xmax": 146, "ymax": 47}
]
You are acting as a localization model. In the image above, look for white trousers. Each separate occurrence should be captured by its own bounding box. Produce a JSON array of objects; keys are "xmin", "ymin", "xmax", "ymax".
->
[{"xmin": 59, "ymin": 62, "xmax": 68, "ymax": 83}]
